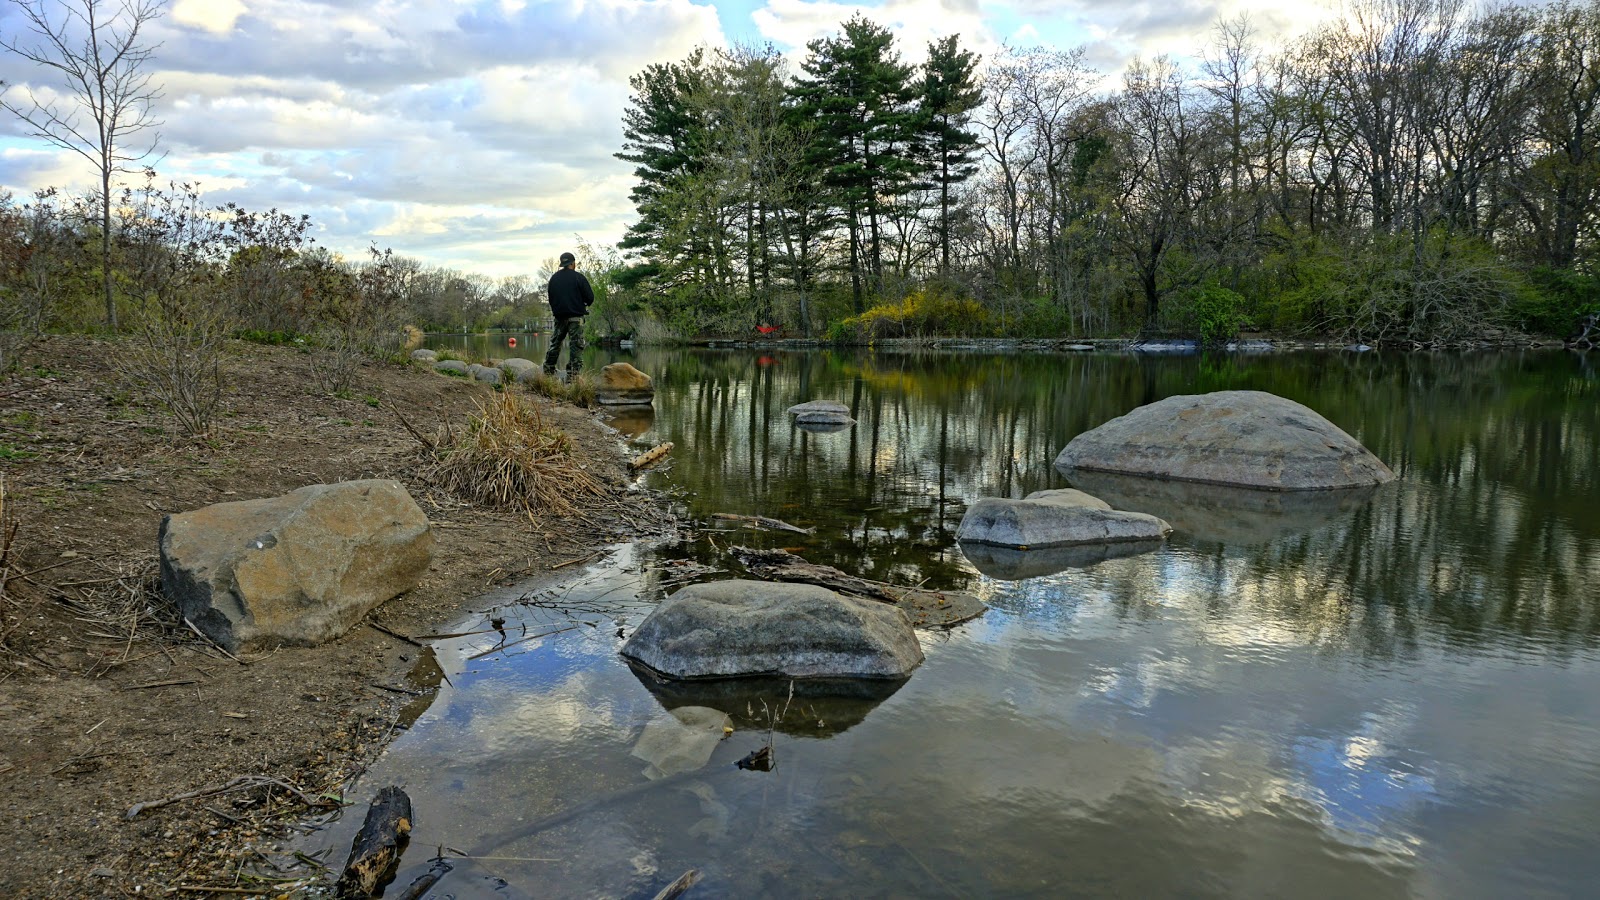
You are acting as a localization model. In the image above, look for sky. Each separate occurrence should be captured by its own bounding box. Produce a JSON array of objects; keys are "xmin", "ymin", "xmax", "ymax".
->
[{"xmin": 0, "ymin": 0, "xmax": 1336, "ymax": 278}]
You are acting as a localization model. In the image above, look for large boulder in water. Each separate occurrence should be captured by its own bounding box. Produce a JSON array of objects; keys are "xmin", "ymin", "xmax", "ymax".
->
[
  {"xmin": 956, "ymin": 488, "xmax": 1171, "ymax": 549},
  {"xmin": 621, "ymin": 580, "xmax": 923, "ymax": 681},
  {"xmin": 159, "ymin": 480, "xmax": 434, "ymax": 652},
  {"xmin": 597, "ymin": 362, "xmax": 655, "ymax": 406},
  {"xmin": 1054, "ymin": 390, "xmax": 1395, "ymax": 491}
]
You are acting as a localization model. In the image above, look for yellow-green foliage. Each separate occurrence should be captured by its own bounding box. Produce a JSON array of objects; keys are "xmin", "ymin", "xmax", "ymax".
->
[{"xmin": 831, "ymin": 288, "xmax": 992, "ymax": 341}]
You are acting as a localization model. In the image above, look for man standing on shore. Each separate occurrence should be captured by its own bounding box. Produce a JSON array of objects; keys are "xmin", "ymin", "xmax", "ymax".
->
[{"xmin": 544, "ymin": 251, "xmax": 595, "ymax": 377}]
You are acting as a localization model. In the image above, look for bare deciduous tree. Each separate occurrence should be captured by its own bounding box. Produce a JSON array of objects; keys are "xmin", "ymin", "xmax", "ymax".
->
[{"xmin": 0, "ymin": 0, "xmax": 165, "ymax": 332}]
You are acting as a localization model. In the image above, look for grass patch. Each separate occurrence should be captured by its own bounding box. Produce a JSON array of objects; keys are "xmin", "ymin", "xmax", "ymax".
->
[
  {"xmin": 0, "ymin": 444, "xmax": 36, "ymax": 461},
  {"xmin": 420, "ymin": 392, "xmax": 609, "ymax": 518},
  {"xmin": 520, "ymin": 371, "xmax": 598, "ymax": 408}
]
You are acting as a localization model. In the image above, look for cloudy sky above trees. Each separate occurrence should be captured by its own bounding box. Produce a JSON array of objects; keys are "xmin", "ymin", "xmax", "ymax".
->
[{"xmin": 0, "ymin": 0, "xmax": 1335, "ymax": 276}]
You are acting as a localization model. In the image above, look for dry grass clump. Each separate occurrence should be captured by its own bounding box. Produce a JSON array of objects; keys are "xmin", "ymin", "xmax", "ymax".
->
[
  {"xmin": 520, "ymin": 371, "xmax": 598, "ymax": 408},
  {"xmin": 423, "ymin": 392, "xmax": 609, "ymax": 518}
]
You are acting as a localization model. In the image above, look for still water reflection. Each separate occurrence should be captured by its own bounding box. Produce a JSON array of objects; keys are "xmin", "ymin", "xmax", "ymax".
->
[{"xmin": 316, "ymin": 338, "xmax": 1599, "ymax": 898}]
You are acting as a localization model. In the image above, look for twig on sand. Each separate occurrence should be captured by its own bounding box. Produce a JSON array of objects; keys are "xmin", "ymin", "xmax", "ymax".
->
[
  {"xmin": 127, "ymin": 775, "xmax": 333, "ymax": 820},
  {"xmin": 549, "ymin": 549, "xmax": 604, "ymax": 571},
  {"xmin": 366, "ymin": 621, "xmax": 422, "ymax": 647},
  {"xmin": 183, "ymin": 617, "xmax": 247, "ymax": 665}
]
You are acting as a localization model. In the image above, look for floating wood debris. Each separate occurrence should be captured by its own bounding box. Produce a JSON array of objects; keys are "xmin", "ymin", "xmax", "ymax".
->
[
  {"xmin": 335, "ymin": 786, "xmax": 413, "ymax": 900},
  {"xmin": 711, "ymin": 513, "xmax": 813, "ymax": 534},
  {"xmin": 630, "ymin": 441, "xmax": 674, "ymax": 470}
]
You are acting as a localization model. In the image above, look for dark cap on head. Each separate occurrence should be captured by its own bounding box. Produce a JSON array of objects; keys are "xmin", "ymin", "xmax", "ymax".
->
[{"xmin": 559, "ymin": 251, "xmax": 576, "ymax": 267}]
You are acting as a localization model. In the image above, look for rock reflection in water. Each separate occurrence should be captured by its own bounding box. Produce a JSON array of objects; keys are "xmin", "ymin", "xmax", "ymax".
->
[
  {"xmin": 627, "ymin": 660, "xmax": 906, "ymax": 737},
  {"xmin": 605, "ymin": 406, "xmax": 656, "ymax": 439},
  {"xmin": 959, "ymin": 538, "xmax": 1164, "ymax": 580},
  {"xmin": 1060, "ymin": 469, "xmax": 1381, "ymax": 545},
  {"xmin": 795, "ymin": 419, "xmax": 853, "ymax": 434}
]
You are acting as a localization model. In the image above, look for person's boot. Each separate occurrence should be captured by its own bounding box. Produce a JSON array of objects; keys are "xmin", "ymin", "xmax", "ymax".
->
[{"xmin": 542, "ymin": 365, "xmax": 556, "ymax": 377}]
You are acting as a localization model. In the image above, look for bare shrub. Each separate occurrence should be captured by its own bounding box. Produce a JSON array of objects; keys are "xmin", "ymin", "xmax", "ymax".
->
[
  {"xmin": 119, "ymin": 179, "xmax": 232, "ymax": 437},
  {"xmin": 0, "ymin": 190, "xmax": 78, "ymax": 372}
]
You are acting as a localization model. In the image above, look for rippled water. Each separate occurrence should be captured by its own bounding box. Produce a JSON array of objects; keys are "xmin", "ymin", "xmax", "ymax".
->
[{"xmin": 314, "ymin": 338, "xmax": 1600, "ymax": 898}]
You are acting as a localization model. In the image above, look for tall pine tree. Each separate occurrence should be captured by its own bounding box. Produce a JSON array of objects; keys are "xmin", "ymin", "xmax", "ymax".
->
[
  {"xmin": 792, "ymin": 16, "xmax": 921, "ymax": 310},
  {"xmin": 919, "ymin": 35, "xmax": 983, "ymax": 274}
]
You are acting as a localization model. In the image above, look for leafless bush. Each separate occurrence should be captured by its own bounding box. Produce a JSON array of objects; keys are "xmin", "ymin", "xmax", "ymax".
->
[
  {"xmin": 0, "ymin": 190, "xmax": 77, "ymax": 372},
  {"xmin": 119, "ymin": 179, "xmax": 233, "ymax": 437}
]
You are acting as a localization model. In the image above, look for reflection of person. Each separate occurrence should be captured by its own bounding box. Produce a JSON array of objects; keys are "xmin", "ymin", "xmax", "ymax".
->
[{"xmin": 543, "ymin": 251, "xmax": 594, "ymax": 377}]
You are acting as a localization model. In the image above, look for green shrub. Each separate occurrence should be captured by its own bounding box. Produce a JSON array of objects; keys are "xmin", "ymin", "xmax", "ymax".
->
[{"xmin": 1516, "ymin": 268, "xmax": 1600, "ymax": 336}]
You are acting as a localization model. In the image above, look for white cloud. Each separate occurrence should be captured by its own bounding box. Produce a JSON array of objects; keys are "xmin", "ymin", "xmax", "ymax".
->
[
  {"xmin": 0, "ymin": 0, "xmax": 1345, "ymax": 277},
  {"xmin": 171, "ymin": 0, "xmax": 249, "ymax": 35}
]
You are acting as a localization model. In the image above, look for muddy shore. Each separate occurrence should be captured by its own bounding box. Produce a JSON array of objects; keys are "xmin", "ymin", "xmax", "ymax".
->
[{"xmin": 0, "ymin": 337, "xmax": 671, "ymax": 898}]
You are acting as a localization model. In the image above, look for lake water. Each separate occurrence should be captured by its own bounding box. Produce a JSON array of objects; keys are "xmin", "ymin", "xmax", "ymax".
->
[{"xmin": 316, "ymin": 336, "xmax": 1599, "ymax": 898}]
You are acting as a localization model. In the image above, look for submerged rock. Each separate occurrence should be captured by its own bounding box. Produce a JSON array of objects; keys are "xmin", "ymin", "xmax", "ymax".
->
[
  {"xmin": 620, "ymin": 580, "xmax": 923, "ymax": 681},
  {"xmin": 631, "ymin": 706, "xmax": 731, "ymax": 780},
  {"xmin": 159, "ymin": 480, "xmax": 434, "ymax": 652},
  {"xmin": 1054, "ymin": 390, "xmax": 1395, "ymax": 491},
  {"xmin": 955, "ymin": 488, "xmax": 1171, "ymax": 549}
]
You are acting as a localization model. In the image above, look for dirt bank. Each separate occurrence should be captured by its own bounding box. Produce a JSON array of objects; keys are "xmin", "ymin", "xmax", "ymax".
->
[{"xmin": 0, "ymin": 337, "xmax": 670, "ymax": 898}]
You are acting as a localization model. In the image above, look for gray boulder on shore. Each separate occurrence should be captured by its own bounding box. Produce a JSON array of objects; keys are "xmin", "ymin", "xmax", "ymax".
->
[
  {"xmin": 159, "ymin": 480, "xmax": 434, "ymax": 653},
  {"xmin": 469, "ymin": 364, "xmax": 503, "ymax": 385},
  {"xmin": 499, "ymin": 357, "xmax": 536, "ymax": 376},
  {"xmin": 433, "ymin": 359, "xmax": 468, "ymax": 375},
  {"xmin": 410, "ymin": 349, "xmax": 437, "ymax": 362},
  {"xmin": 1054, "ymin": 390, "xmax": 1395, "ymax": 491},
  {"xmin": 956, "ymin": 488, "xmax": 1171, "ymax": 550},
  {"xmin": 621, "ymin": 580, "xmax": 923, "ymax": 681}
]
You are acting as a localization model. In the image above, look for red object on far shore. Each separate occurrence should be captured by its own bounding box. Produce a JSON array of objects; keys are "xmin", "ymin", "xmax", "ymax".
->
[{"xmin": 756, "ymin": 324, "xmax": 778, "ymax": 335}]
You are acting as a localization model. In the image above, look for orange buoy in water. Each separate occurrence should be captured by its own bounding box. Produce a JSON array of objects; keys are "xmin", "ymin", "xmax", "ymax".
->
[{"xmin": 508, "ymin": 337, "xmax": 518, "ymax": 348}]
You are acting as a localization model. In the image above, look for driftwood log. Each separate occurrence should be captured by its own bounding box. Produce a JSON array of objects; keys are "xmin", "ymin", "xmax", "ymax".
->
[
  {"xmin": 393, "ymin": 858, "xmax": 453, "ymax": 900},
  {"xmin": 334, "ymin": 786, "xmax": 413, "ymax": 899},
  {"xmin": 630, "ymin": 442, "xmax": 674, "ymax": 470},
  {"xmin": 652, "ymin": 868, "xmax": 702, "ymax": 900},
  {"xmin": 729, "ymin": 546, "xmax": 985, "ymax": 627},
  {"xmin": 711, "ymin": 513, "xmax": 813, "ymax": 534}
]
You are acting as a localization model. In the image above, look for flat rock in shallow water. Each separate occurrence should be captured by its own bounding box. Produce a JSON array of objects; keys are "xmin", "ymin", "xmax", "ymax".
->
[
  {"xmin": 960, "ymin": 539, "xmax": 1164, "ymax": 580},
  {"xmin": 1054, "ymin": 390, "xmax": 1395, "ymax": 490},
  {"xmin": 620, "ymin": 580, "xmax": 923, "ymax": 680},
  {"xmin": 786, "ymin": 399, "xmax": 849, "ymax": 417},
  {"xmin": 956, "ymin": 488, "xmax": 1171, "ymax": 549},
  {"xmin": 794, "ymin": 410, "xmax": 855, "ymax": 427}
]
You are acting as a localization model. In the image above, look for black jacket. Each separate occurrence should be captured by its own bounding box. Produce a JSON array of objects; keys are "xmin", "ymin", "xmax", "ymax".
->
[{"xmin": 547, "ymin": 268, "xmax": 595, "ymax": 319}]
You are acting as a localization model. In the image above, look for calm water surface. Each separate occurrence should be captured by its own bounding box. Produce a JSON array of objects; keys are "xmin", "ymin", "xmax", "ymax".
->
[{"xmin": 316, "ymin": 337, "xmax": 1599, "ymax": 898}]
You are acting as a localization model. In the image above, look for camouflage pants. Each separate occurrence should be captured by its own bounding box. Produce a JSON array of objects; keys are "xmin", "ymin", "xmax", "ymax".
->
[{"xmin": 543, "ymin": 317, "xmax": 585, "ymax": 375}]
